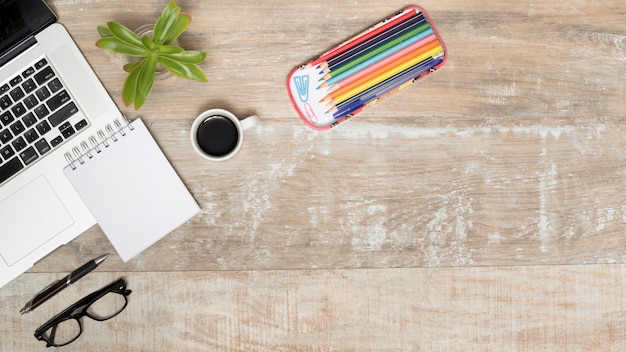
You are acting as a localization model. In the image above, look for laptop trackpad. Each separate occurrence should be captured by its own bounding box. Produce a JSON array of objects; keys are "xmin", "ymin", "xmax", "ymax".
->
[{"xmin": 0, "ymin": 176, "xmax": 73, "ymax": 266}]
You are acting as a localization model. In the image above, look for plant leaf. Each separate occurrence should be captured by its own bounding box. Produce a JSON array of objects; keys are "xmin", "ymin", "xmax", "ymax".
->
[
  {"xmin": 160, "ymin": 50, "xmax": 207, "ymax": 64},
  {"xmin": 134, "ymin": 54, "xmax": 157, "ymax": 109},
  {"xmin": 121, "ymin": 55, "xmax": 157, "ymax": 110},
  {"xmin": 164, "ymin": 13, "xmax": 191, "ymax": 44},
  {"xmin": 122, "ymin": 59, "xmax": 144, "ymax": 107},
  {"xmin": 97, "ymin": 25, "xmax": 112, "ymax": 37},
  {"xmin": 141, "ymin": 35, "xmax": 156, "ymax": 50},
  {"xmin": 106, "ymin": 21, "xmax": 144, "ymax": 47},
  {"xmin": 153, "ymin": 1, "xmax": 180, "ymax": 45},
  {"xmin": 158, "ymin": 56, "xmax": 207, "ymax": 82},
  {"xmin": 96, "ymin": 37, "xmax": 149, "ymax": 56},
  {"xmin": 158, "ymin": 45, "xmax": 185, "ymax": 54},
  {"xmin": 123, "ymin": 63, "xmax": 137, "ymax": 73},
  {"xmin": 96, "ymin": 37, "xmax": 152, "ymax": 56}
]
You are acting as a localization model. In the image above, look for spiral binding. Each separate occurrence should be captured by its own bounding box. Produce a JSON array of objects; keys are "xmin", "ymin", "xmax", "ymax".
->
[{"xmin": 64, "ymin": 115, "xmax": 134, "ymax": 170}]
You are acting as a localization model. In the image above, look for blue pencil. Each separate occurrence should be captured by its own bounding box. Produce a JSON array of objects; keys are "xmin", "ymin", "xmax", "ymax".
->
[
  {"xmin": 334, "ymin": 56, "xmax": 437, "ymax": 110},
  {"xmin": 332, "ymin": 56, "xmax": 444, "ymax": 119},
  {"xmin": 323, "ymin": 13, "xmax": 426, "ymax": 72},
  {"xmin": 320, "ymin": 28, "xmax": 435, "ymax": 88},
  {"xmin": 328, "ymin": 99, "xmax": 365, "ymax": 118}
]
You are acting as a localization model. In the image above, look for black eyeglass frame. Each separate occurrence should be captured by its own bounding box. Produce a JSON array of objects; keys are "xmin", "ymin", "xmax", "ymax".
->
[{"xmin": 34, "ymin": 278, "xmax": 132, "ymax": 347}]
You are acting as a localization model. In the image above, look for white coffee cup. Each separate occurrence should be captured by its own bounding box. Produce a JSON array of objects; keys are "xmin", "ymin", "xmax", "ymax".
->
[{"xmin": 190, "ymin": 109, "xmax": 258, "ymax": 161}]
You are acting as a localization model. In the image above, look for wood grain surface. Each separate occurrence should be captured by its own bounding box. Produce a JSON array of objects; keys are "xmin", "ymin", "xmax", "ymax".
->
[{"xmin": 2, "ymin": 0, "xmax": 626, "ymax": 350}]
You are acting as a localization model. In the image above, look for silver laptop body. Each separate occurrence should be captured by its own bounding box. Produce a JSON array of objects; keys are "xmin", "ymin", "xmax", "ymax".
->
[{"xmin": 0, "ymin": 0, "xmax": 123, "ymax": 288}]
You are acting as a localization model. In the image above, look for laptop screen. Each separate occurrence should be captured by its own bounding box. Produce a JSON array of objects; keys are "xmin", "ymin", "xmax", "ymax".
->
[{"xmin": 0, "ymin": 0, "xmax": 56, "ymax": 57}]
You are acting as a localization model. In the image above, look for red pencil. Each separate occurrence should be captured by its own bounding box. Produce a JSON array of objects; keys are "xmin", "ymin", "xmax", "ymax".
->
[{"xmin": 307, "ymin": 8, "xmax": 418, "ymax": 68}]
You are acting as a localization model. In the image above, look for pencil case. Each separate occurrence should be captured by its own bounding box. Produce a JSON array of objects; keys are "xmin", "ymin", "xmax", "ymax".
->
[{"xmin": 287, "ymin": 6, "xmax": 447, "ymax": 130}]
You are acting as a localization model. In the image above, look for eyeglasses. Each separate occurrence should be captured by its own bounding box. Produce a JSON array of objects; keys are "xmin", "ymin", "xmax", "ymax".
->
[{"xmin": 34, "ymin": 278, "xmax": 132, "ymax": 347}]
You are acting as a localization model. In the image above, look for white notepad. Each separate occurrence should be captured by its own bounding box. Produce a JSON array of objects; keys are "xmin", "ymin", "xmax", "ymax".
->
[{"xmin": 63, "ymin": 117, "xmax": 200, "ymax": 262}]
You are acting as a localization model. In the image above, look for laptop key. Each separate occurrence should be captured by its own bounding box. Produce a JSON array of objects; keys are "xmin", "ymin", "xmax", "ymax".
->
[
  {"xmin": 22, "ymin": 78, "xmax": 36, "ymax": 94},
  {"xmin": 0, "ymin": 111, "xmax": 13, "ymax": 127},
  {"xmin": 34, "ymin": 105, "xmax": 50, "ymax": 119},
  {"xmin": 34, "ymin": 139, "xmax": 51, "ymax": 156},
  {"xmin": 11, "ymin": 102, "xmax": 26, "ymax": 118},
  {"xmin": 75, "ymin": 119, "xmax": 88, "ymax": 131},
  {"xmin": 19, "ymin": 146, "xmax": 38, "ymax": 165},
  {"xmin": 50, "ymin": 136, "xmax": 63, "ymax": 147},
  {"xmin": 0, "ymin": 95, "xmax": 10, "ymax": 109},
  {"xmin": 24, "ymin": 129, "xmax": 38, "ymax": 143},
  {"xmin": 49, "ymin": 102, "xmax": 78, "ymax": 127},
  {"xmin": 12, "ymin": 136, "xmax": 27, "ymax": 152},
  {"xmin": 60, "ymin": 124, "xmax": 75, "ymax": 139},
  {"xmin": 35, "ymin": 86, "xmax": 50, "ymax": 101},
  {"xmin": 34, "ymin": 59, "xmax": 47, "ymax": 70},
  {"xmin": 47, "ymin": 90, "xmax": 70, "ymax": 111},
  {"xmin": 22, "ymin": 67, "xmax": 36, "ymax": 78},
  {"xmin": 10, "ymin": 120, "xmax": 25, "ymax": 135},
  {"xmin": 34, "ymin": 66, "xmax": 55, "ymax": 85},
  {"xmin": 48, "ymin": 78, "xmax": 63, "ymax": 93},
  {"xmin": 24, "ymin": 95, "xmax": 38, "ymax": 109},
  {"xmin": 0, "ymin": 145, "xmax": 14, "ymax": 160},
  {"xmin": 0, "ymin": 129, "xmax": 12, "ymax": 144},
  {"xmin": 9, "ymin": 75, "xmax": 22, "ymax": 87},
  {"xmin": 10, "ymin": 86, "xmax": 24, "ymax": 101},
  {"xmin": 36, "ymin": 120, "xmax": 51, "ymax": 135},
  {"xmin": 23, "ymin": 113, "xmax": 37, "ymax": 128},
  {"xmin": 0, "ymin": 156, "xmax": 24, "ymax": 184}
]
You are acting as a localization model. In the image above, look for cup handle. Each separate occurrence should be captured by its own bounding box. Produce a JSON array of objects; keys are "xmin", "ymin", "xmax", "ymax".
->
[{"xmin": 240, "ymin": 115, "xmax": 259, "ymax": 131}]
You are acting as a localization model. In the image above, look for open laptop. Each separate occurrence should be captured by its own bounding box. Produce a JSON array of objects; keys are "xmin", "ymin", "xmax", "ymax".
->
[{"xmin": 0, "ymin": 0, "xmax": 123, "ymax": 288}]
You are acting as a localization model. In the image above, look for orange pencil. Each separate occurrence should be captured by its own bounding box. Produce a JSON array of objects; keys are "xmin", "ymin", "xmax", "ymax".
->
[
  {"xmin": 318, "ymin": 34, "xmax": 437, "ymax": 91},
  {"xmin": 328, "ymin": 45, "xmax": 443, "ymax": 105},
  {"xmin": 321, "ymin": 40, "xmax": 441, "ymax": 103}
]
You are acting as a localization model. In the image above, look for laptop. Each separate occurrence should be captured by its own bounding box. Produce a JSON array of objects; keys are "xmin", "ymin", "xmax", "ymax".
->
[{"xmin": 0, "ymin": 0, "xmax": 123, "ymax": 288}]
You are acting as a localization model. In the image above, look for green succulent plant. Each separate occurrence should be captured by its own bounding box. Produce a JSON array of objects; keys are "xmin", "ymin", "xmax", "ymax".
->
[{"xmin": 96, "ymin": 0, "xmax": 207, "ymax": 110}]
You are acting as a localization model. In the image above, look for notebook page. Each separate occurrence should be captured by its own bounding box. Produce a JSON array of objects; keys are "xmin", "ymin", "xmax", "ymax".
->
[{"xmin": 63, "ymin": 118, "xmax": 200, "ymax": 262}]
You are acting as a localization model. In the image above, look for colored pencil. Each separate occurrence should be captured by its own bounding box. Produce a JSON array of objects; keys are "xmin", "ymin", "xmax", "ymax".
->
[
  {"xmin": 333, "ymin": 56, "xmax": 439, "ymax": 111},
  {"xmin": 308, "ymin": 9, "xmax": 419, "ymax": 68},
  {"xmin": 321, "ymin": 13, "xmax": 426, "ymax": 71},
  {"xmin": 319, "ymin": 26, "xmax": 434, "ymax": 83},
  {"xmin": 343, "ymin": 56, "xmax": 443, "ymax": 108},
  {"xmin": 331, "ymin": 57, "xmax": 444, "ymax": 119},
  {"xmin": 320, "ymin": 22, "xmax": 432, "ymax": 82},
  {"xmin": 331, "ymin": 56, "xmax": 438, "ymax": 113},
  {"xmin": 319, "ymin": 33, "xmax": 437, "ymax": 90},
  {"xmin": 327, "ymin": 45, "xmax": 443, "ymax": 106},
  {"xmin": 322, "ymin": 40, "xmax": 442, "ymax": 104}
]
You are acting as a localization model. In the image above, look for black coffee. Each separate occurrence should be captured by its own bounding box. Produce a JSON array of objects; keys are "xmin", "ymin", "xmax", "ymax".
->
[{"xmin": 196, "ymin": 115, "xmax": 239, "ymax": 157}]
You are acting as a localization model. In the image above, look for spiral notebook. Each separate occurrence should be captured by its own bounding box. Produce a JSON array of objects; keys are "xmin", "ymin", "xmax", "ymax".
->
[{"xmin": 63, "ymin": 117, "xmax": 200, "ymax": 262}]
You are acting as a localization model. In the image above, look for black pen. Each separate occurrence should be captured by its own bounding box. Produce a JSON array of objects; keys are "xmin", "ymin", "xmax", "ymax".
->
[{"xmin": 20, "ymin": 253, "xmax": 109, "ymax": 314}]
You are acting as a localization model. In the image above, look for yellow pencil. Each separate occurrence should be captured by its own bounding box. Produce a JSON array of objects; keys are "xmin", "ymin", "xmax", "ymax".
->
[{"xmin": 330, "ymin": 45, "xmax": 442, "ymax": 105}]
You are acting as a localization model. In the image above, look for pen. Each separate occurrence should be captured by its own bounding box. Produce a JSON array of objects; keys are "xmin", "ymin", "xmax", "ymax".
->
[{"xmin": 19, "ymin": 253, "xmax": 109, "ymax": 314}]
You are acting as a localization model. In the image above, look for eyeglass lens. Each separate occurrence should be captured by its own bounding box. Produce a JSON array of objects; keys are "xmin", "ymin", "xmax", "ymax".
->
[
  {"xmin": 40, "ymin": 292, "xmax": 128, "ymax": 345},
  {"xmin": 36, "ymin": 280, "xmax": 130, "ymax": 347},
  {"xmin": 45, "ymin": 318, "xmax": 81, "ymax": 346},
  {"xmin": 86, "ymin": 290, "xmax": 128, "ymax": 320}
]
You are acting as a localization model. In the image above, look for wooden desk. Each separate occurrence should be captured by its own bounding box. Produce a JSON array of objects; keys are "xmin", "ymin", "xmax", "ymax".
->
[{"xmin": 3, "ymin": 0, "xmax": 626, "ymax": 350}]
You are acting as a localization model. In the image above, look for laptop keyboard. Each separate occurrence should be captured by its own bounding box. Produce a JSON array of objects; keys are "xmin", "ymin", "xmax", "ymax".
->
[{"xmin": 0, "ymin": 58, "xmax": 87, "ymax": 185}]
